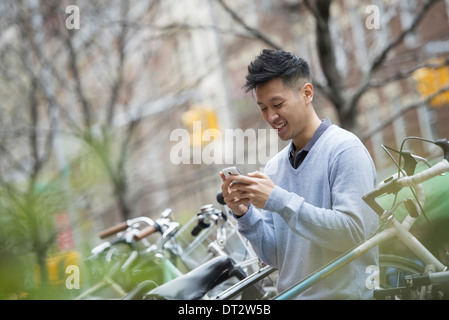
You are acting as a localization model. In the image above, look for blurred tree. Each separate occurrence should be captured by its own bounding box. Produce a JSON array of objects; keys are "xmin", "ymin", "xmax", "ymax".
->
[
  {"xmin": 217, "ymin": 0, "xmax": 449, "ymax": 134},
  {"xmin": 0, "ymin": 0, "xmax": 167, "ymax": 296},
  {"xmin": 0, "ymin": 0, "xmax": 157, "ymax": 222},
  {"xmin": 0, "ymin": 182, "xmax": 66, "ymax": 295}
]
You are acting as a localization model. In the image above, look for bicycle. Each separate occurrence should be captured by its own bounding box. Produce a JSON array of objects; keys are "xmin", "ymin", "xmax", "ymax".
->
[
  {"xmin": 75, "ymin": 209, "xmax": 184, "ymax": 299},
  {"xmin": 272, "ymin": 136, "xmax": 449, "ymax": 300},
  {"xmin": 123, "ymin": 199, "xmax": 278, "ymax": 300}
]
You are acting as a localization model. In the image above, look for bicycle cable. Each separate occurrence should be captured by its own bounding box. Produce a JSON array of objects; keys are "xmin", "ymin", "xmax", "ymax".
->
[
  {"xmin": 398, "ymin": 136, "xmax": 438, "ymax": 225},
  {"xmin": 380, "ymin": 139, "xmax": 431, "ymax": 225}
]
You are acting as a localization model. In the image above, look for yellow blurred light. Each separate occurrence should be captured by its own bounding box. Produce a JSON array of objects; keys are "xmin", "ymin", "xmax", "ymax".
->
[
  {"xmin": 413, "ymin": 58, "xmax": 449, "ymax": 108},
  {"xmin": 181, "ymin": 105, "xmax": 219, "ymax": 146},
  {"xmin": 34, "ymin": 250, "xmax": 81, "ymax": 286}
]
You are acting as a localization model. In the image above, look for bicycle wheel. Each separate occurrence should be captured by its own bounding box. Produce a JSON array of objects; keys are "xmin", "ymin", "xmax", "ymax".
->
[{"xmin": 379, "ymin": 254, "xmax": 425, "ymax": 289}]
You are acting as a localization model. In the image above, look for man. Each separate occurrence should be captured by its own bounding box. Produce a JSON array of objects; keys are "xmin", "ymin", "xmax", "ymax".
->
[{"xmin": 220, "ymin": 49, "xmax": 378, "ymax": 299}]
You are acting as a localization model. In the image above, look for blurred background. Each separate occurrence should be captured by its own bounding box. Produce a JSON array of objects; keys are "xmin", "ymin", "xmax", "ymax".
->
[{"xmin": 1, "ymin": 0, "xmax": 449, "ymax": 299}]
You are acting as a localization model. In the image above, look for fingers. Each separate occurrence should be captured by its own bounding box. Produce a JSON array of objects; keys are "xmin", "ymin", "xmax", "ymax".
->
[
  {"xmin": 220, "ymin": 171, "xmax": 248, "ymax": 189},
  {"xmin": 225, "ymin": 187, "xmax": 248, "ymax": 202},
  {"xmin": 219, "ymin": 171, "xmax": 252, "ymax": 216},
  {"xmin": 220, "ymin": 171, "xmax": 233, "ymax": 193},
  {"xmin": 220, "ymin": 169, "xmax": 274, "ymax": 212},
  {"xmin": 230, "ymin": 171, "xmax": 270, "ymax": 188},
  {"xmin": 220, "ymin": 172, "xmax": 241, "ymax": 202},
  {"xmin": 228, "ymin": 174, "xmax": 252, "ymax": 185},
  {"xmin": 247, "ymin": 171, "xmax": 268, "ymax": 179}
]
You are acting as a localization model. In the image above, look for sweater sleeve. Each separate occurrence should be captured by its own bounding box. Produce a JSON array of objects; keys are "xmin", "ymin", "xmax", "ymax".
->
[
  {"xmin": 264, "ymin": 146, "xmax": 378, "ymax": 252},
  {"xmin": 234, "ymin": 204, "xmax": 280, "ymax": 268}
]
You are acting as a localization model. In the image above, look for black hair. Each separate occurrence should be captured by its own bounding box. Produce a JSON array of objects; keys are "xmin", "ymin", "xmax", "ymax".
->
[{"xmin": 243, "ymin": 49, "xmax": 311, "ymax": 93}]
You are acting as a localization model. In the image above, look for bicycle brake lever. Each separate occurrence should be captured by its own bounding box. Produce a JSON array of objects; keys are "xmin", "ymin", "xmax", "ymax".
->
[
  {"xmin": 411, "ymin": 155, "xmax": 432, "ymax": 168},
  {"xmin": 400, "ymin": 151, "xmax": 417, "ymax": 176},
  {"xmin": 162, "ymin": 222, "xmax": 179, "ymax": 240},
  {"xmin": 412, "ymin": 155, "xmax": 446, "ymax": 176},
  {"xmin": 435, "ymin": 138, "xmax": 449, "ymax": 162}
]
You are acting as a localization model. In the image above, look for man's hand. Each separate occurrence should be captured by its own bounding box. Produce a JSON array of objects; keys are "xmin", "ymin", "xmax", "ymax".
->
[
  {"xmin": 220, "ymin": 171, "xmax": 275, "ymax": 215},
  {"xmin": 220, "ymin": 172, "xmax": 251, "ymax": 216}
]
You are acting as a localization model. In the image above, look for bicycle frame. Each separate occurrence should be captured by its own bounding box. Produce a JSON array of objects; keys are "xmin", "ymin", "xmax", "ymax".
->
[{"xmin": 275, "ymin": 158, "xmax": 449, "ymax": 300}]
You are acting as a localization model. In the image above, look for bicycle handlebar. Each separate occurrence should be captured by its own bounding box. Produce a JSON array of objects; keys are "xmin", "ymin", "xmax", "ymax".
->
[
  {"xmin": 98, "ymin": 221, "xmax": 129, "ymax": 239},
  {"xmin": 98, "ymin": 216, "xmax": 161, "ymax": 240},
  {"xmin": 363, "ymin": 159, "xmax": 449, "ymax": 217},
  {"xmin": 133, "ymin": 224, "xmax": 159, "ymax": 241},
  {"xmin": 191, "ymin": 219, "xmax": 211, "ymax": 236},
  {"xmin": 396, "ymin": 159, "xmax": 449, "ymax": 186}
]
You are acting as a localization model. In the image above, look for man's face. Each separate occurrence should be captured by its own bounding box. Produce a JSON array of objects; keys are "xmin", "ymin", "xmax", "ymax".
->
[{"xmin": 255, "ymin": 77, "xmax": 313, "ymax": 144}]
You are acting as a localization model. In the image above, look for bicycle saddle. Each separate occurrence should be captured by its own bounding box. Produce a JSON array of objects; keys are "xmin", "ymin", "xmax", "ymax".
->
[{"xmin": 125, "ymin": 256, "xmax": 239, "ymax": 300}]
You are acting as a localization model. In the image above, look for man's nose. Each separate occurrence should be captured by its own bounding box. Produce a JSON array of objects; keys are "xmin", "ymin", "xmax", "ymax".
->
[{"xmin": 267, "ymin": 108, "xmax": 279, "ymax": 122}]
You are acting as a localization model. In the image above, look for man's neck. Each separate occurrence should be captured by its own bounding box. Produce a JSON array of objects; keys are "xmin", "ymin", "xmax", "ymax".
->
[{"xmin": 292, "ymin": 115, "xmax": 321, "ymax": 151}]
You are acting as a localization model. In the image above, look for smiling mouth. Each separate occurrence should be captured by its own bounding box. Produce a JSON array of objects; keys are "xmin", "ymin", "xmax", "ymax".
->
[{"xmin": 273, "ymin": 122, "xmax": 287, "ymax": 130}]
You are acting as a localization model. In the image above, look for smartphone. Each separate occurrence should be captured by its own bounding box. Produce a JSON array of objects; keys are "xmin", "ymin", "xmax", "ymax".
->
[{"xmin": 222, "ymin": 166, "xmax": 247, "ymax": 184}]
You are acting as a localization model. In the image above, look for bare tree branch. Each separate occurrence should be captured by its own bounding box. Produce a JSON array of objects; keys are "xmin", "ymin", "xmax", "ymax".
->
[
  {"xmin": 371, "ymin": 0, "xmax": 441, "ymax": 72},
  {"xmin": 106, "ymin": 0, "xmax": 129, "ymax": 127},
  {"xmin": 361, "ymin": 84, "xmax": 449, "ymax": 141},
  {"xmin": 215, "ymin": 0, "xmax": 282, "ymax": 50},
  {"xmin": 346, "ymin": 0, "xmax": 443, "ymax": 118},
  {"xmin": 63, "ymin": 31, "xmax": 92, "ymax": 129},
  {"xmin": 369, "ymin": 57, "xmax": 449, "ymax": 88},
  {"xmin": 15, "ymin": 0, "xmax": 58, "ymax": 183},
  {"xmin": 214, "ymin": 0, "xmax": 331, "ymax": 100},
  {"xmin": 310, "ymin": 0, "xmax": 347, "ymax": 110}
]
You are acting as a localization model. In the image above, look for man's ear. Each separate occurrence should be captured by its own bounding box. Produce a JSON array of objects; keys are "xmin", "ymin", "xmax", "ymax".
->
[{"xmin": 302, "ymin": 83, "xmax": 314, "ymax": 103}]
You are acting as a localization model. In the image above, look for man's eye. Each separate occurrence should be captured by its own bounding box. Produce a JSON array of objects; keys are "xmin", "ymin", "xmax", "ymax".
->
[{"xmin": 274, "ymin": 102, "xmax": 283, "ymax": 108}]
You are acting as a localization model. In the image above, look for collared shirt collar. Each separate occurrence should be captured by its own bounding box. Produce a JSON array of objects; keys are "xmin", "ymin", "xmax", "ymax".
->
[{"xmin": 289, "ymin": 118, "xmax": 332, "ymax": 169}]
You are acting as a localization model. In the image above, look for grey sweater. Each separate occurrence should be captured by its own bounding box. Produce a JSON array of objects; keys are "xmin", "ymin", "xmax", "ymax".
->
[{"xmin": 237, "ymin": 124, "xmax": 378, "ymax": 299}]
